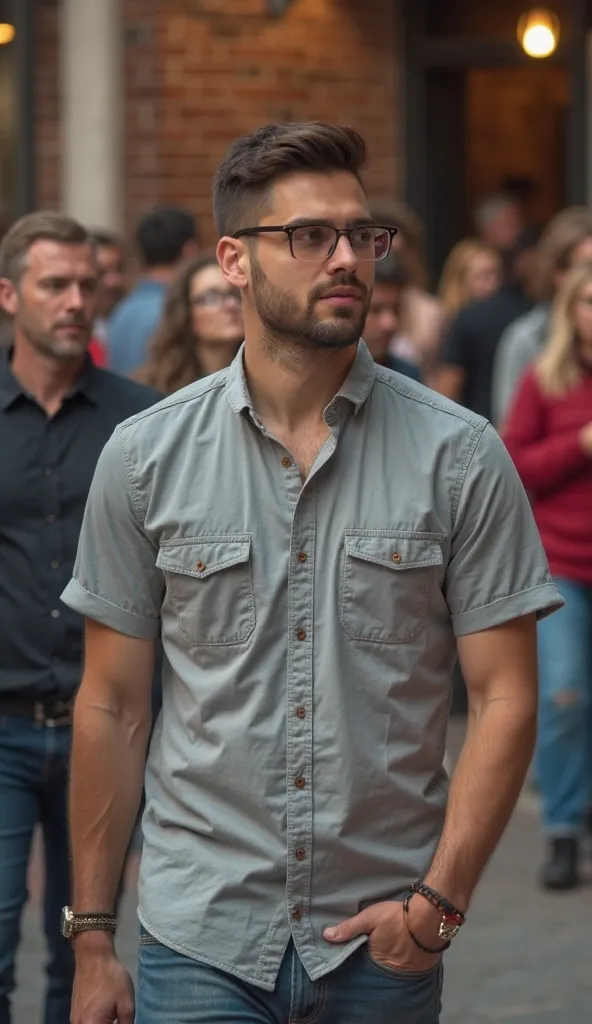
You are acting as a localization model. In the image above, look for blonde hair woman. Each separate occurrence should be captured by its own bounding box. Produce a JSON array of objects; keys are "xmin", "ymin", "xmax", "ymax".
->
[
  {"xmin": 438, "ymin": 239, "xmax": 501, "ymax": 319},
  {"xmin": 503, "ymin": 261, "xmax": 592, "ymax": 893}
]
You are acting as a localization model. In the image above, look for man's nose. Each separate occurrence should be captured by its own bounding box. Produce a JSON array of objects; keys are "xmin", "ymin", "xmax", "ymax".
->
[
  {"xmin": 65, "ymin": 283, "xmax": 84, "ymax": 309},
  {"xmin": 326, "ymin": 234, "xmax": 359, "ymax": 274}
]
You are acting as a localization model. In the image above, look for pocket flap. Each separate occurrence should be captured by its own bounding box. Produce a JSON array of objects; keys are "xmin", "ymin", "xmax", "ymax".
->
[
  {"xmin": 156, "ymin": 535, "xmax": 251, "ymax": 580},
  {"xmin": 344, "ymin": 531, "xmax": 443, "ymax": 570}
]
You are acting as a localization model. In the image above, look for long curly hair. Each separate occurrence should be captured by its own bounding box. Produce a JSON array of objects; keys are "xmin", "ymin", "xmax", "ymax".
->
[{"xmin": 138, "ymin": 256, "xmax": 222, "ymax": 394}]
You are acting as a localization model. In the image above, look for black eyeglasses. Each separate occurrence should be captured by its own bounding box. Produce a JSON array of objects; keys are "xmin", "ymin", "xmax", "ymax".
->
[{"xmin": 232, "ymin": 223, "xmax": 397, "ymax": 262}]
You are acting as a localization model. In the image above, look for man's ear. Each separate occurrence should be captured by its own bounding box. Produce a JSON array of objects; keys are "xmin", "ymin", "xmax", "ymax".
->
[
  {"xmin": 0, "ymin": 277, "xmax": 18, "ymax": 318},
  {"xmin": 217, "ymin": 238, "xmax": 249, "ymax": 292}
]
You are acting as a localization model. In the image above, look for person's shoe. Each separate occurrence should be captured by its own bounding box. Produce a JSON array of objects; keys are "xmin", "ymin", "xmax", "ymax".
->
[{"xmin": 540, "ymin": 837, "xmax": 579, "ymax": 891}]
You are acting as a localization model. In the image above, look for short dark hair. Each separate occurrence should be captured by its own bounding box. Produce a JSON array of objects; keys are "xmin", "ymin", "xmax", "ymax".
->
[
  {"xmin": 213, "ymin": 121, "xmax": 367, "ymax": 238},
  {"xmin": 373, "ymin": 252, "xmax": 410, "ymax": 289},
  {"xmin": 0, "ymin": 210, "xmax": 90, "ymax": 282},
  {"xmin": 136, "ymin": 207, "xmax": 197, "ymax": 268},
  {"xmin": 89, "ymin": 229, "xmax": 122, "ymax": 250}
]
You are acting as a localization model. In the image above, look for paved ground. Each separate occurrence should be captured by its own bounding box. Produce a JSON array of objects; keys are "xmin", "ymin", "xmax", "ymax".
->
[{"xmin": 12, "ymin": 720, "xmax": 592, "ymax": 1023}]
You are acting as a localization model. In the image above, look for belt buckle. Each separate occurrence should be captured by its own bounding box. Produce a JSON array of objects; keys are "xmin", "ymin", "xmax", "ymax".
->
[{"xmin": 34, "ymin": 701, "xmax": 72, "ymax": 728}]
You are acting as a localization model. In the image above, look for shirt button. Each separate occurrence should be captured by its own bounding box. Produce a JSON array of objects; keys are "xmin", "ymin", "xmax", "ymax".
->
[
  {"xmin": 46, "ymin": 514, "xmax": 56, "ymax": 523},
  {"xmin": 296, "ymin": 629, "xmax": 307, "ymax": 641},
  {"xmin": 295, "ymin": 847, "xmax": 306, "ymax": 861},
  {"xmin": 195, "ymin": 561, "xmax": 206, "ymax": 572},
  {"xmin": 391, "ymin": 552, "xmax": 402, "ymax": 564},
  {"xmin": 50, "ymin": 609, "xmax": 60, "ymax": 619},
  {"xmin": 295, "ymin": 776, "xmax": 306, "ymax": 789},
  {"xmin": 281, "ymin": 456, "xmax": 292, "ymax": 468},
  {"xmin": 297, "ymin": 552, "xmax": 308, "ymax": 563},
  {"xmin": 45, "ymin": 467, "xmax": 53, "ymax": 477},
  {"xmin": 50, "ymin": 560, "xmax": 60, "ymax": 570},
  {"xmin": 296, "ymin": 706, "xmax": 306, "ymax": 719},
  {"xmin": 292, "ymin": 907, "xmax": 303, "ymax": 922}
]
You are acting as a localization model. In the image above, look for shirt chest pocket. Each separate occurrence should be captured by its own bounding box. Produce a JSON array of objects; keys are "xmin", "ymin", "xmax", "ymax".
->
[
  {"xmin": 340, "ymin": 531, "xmax": 443, "ymax": 644},
  {"xmin": 155, "ymin": 535, "xmax": 255, "ymax": 646}
]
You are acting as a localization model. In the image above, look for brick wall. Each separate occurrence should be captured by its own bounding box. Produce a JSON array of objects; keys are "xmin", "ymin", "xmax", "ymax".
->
[{"xmin": 35, "ymin": 0, "xmax": 400, "ymax": 244}]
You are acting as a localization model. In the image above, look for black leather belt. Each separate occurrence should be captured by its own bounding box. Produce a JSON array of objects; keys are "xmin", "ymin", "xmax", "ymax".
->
[{"xmin": 0, "ymin": 696, "xmax": 74, "ymax": 726}]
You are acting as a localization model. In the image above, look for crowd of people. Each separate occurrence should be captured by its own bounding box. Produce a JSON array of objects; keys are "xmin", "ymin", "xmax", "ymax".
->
[{"xmin": 0, "ymin": 119, "xmax": 589, "ymax": 1023}]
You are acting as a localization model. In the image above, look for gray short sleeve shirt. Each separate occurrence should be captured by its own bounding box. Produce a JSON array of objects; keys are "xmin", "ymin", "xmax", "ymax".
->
[{"xmin": 62, "ymin": 341, "xmax": 562, "ymax": 989}]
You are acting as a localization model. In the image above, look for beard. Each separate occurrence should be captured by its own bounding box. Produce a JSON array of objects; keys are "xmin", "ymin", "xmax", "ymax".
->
[
  {"xmin": 250, "ymin": 259, "xmax": 369, "ymax": 356},
  {"xmin": 20, "ymin": 311, "xmax": 91, "ymax": 360}
]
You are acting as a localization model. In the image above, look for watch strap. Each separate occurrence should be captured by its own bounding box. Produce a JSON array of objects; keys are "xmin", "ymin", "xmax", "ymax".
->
[
  {"xmin": 62, "ymin": 907, "xmax": 117, "ymax": 938},
  {"xmin": 72, "ymin": 914, "xmax": 117, "ymax": 933}
]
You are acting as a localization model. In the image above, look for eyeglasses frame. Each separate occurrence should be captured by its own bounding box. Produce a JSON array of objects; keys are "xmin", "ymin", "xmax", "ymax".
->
[{"xmin": 231, "ymin": 223, "xmax": 398, "ymax": 261}]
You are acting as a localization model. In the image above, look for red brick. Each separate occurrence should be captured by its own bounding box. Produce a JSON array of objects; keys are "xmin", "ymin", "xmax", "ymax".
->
[{"xmin": 34, "ymin": 0, "xmax": 399, "ymax": 244}]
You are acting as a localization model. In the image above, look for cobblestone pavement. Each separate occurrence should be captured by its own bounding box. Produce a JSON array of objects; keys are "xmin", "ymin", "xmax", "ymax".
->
[{"xmin": 12, "ymin": 721, "xmax": 592, "ymax": 1024}]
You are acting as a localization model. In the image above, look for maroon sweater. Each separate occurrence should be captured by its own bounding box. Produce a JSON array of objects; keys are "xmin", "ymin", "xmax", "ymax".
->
[{"xmin": 503, "ymin": 366, "xmax": 592, "ymax": 584}]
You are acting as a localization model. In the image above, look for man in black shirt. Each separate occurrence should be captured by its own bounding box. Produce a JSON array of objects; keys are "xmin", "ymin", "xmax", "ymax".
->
[{"xmin": 0, "ymin": 212, "xmax": 161, "ymax": 1024}]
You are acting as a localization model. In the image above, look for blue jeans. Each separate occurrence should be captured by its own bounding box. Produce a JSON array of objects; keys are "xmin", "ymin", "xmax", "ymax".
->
[
  {"xmin": 536, "ymin": 577, "xmax": 592, "ymax": 835},
  {"xmin": 0, "ymin": 715, "xmax": 74, "ymax": 1024},
  {"xmin": 137, "ymin": 933, "xmax": 443, "ymax": 1023}
]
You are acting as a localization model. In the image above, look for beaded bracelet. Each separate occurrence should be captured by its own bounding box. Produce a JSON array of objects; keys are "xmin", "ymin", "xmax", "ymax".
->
[
  {"xmin": 411, "ymin": 881, "xmax": 466, "ymax": 925},
  {"xmin": 402, "ymin": 895, "xmax": 450, "ymax": 955}
]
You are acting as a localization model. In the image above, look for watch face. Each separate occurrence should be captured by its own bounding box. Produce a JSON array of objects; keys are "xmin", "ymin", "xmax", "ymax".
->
[{"xmin": 61, "ymin": 907, "xmax": 74, "ymax": 938}]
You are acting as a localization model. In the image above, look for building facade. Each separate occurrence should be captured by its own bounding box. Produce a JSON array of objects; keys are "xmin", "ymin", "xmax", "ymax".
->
[
  {"xmin": 31, "ymin": 0, "xmax": 400, "ymax": 248},
  {"xmin": 1, "ymin": 0, "xmax": 591, "ymax": 278}
]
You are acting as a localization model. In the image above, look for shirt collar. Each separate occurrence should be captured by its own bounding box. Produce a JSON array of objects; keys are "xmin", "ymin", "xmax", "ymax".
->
[
  {"xmin": 225, "ymin": 340, "xmax": 376, "ymax": 417},
  {"xmin": 0, "ymin": 346, "xmax": 101, "ymax": 411}
]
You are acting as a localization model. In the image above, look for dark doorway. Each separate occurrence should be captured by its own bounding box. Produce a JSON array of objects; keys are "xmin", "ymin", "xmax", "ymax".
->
[{"xmin": 401, "ymin": 0, "xmax": 585, "ymax": 285}]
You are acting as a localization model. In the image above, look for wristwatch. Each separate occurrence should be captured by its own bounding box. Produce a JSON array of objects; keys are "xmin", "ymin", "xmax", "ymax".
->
[{"xmin": 61, "ymin": 906, "xmax": 117, "ymax": 939}]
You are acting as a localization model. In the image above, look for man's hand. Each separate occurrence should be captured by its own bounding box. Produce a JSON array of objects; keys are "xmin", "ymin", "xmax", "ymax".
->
[
  {"xmin": 323, "ymin": 898, "xmax": 443, "ymax": 973},
  {"xmin": 71, "ymin": 943, "xmax": 135, "ymax": 1024}
]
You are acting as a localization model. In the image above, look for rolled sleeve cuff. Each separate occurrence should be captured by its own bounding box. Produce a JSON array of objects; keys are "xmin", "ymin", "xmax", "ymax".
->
[
  {"xmin": 61, "ymin": 578, "xmax": 160, "ymax": 640},
  {"xmin": 451, "ymin": 582, "xmax": 565, "ymax": 637}
]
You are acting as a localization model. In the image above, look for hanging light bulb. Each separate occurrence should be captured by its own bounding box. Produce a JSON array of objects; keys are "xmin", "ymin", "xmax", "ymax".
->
[
  {"xmin": 0, "ymin": 24, "xmax": 15, "ymax": 46},
  {"xmin": 518, "ymin": 9, "xmax": 560, "ymax": 58}
]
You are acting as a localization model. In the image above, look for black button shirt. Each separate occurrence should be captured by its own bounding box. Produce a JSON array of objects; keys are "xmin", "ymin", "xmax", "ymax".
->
[
  {"xmin": 0, "ymin": 349, "xmax": 161, "ymax": 697},
  {"xmin": 441, "ymin": 285, "xmax": 533, "ymax": 422}
]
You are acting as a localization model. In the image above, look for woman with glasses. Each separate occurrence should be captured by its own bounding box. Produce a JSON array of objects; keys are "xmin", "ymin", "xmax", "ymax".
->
[
  {"xmin": 503, "ymin": 262, "xmax": 592, "ymax": 892},
  {"xmin": 139, "ymin": 256, "xmax": 244, "ymax": 394}
]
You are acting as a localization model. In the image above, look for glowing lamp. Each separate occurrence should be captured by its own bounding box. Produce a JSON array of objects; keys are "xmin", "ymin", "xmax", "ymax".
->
[
  {"xmin": 0, "ymin": 24, "xmax": 15, "ymax": 46},
  {"xmin": 518, "ymin": 9, "xmax": 560, "ymax": 58}
]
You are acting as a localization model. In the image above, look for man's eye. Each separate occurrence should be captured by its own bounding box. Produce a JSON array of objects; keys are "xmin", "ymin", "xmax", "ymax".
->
[{"xmin": 295, "ymin": 227, "xmax": 329, "ymax": 246}]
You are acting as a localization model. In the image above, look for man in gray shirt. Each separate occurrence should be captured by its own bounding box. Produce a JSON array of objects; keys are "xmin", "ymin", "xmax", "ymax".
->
[{"xmin": 62, "ymin": 123, "xmax": 561, "ymax": 1024}]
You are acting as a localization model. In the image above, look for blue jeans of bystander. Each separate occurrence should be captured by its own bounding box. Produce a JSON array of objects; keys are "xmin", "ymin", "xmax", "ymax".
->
[
  {"xmin": 0, "ymin": 714, "xmax": 73, "ymax": 1024},
  {"xmin": 536, "ymin": 577, "xmax": 592, "ymax": 835}
]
